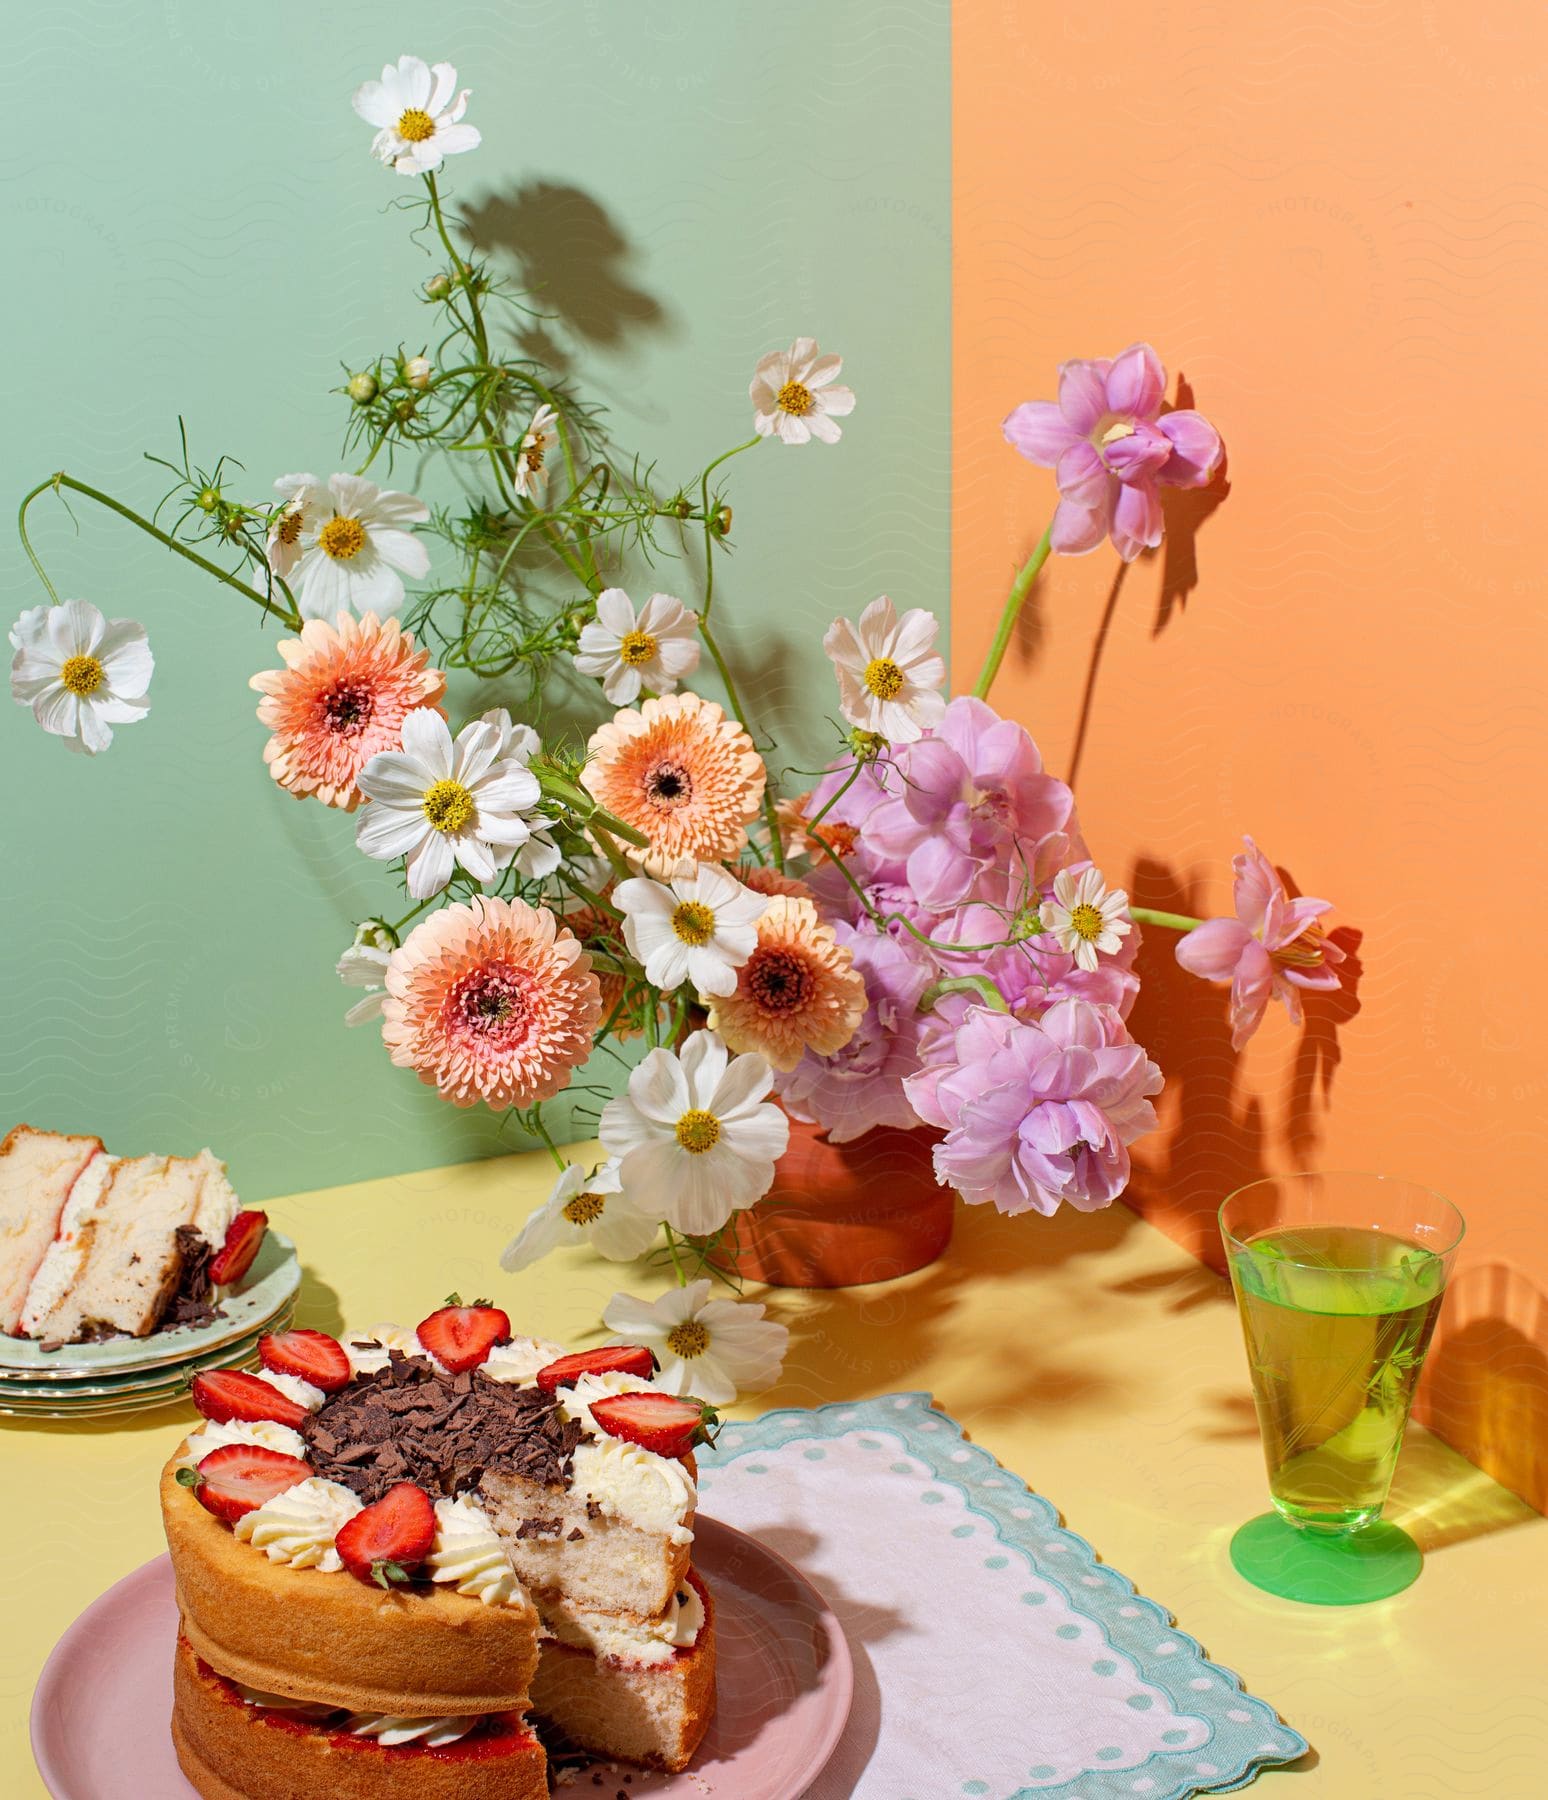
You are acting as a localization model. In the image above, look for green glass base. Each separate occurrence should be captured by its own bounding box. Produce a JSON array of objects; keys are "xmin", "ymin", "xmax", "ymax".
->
[{"xmin": 1229, "ymin": 1511, "xmax": 1422, "ymax": 1605}]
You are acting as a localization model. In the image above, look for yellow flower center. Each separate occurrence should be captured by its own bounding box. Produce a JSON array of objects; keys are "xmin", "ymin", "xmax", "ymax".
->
[
  {"xmin": 619, "ymin": 629, "xmax": 659, "ymax": 668},
  {"xmin": 666, "ymin": 1320, "xmax": 710, "ymax": 1358},
  {"xmin": 319, "ymin": 515, "xmax": 367, "ymax": 561},
  {"xmin": 863, "ymin": 657, "xmax": 904, "ymax": 700},
  {"xmin": 1100, "ymin": 419, "xmax": 1136, "ymax": 446},
  {"xmin": 671, "ymin": 901, "xmax": 717, "ymax": 946},
  {"xmin": 59, "ymin": 654, "xmax": 105, "ymax": 697},
  {"xmin": 397, "ymin": 107, "xmax": 436, "ymax": 143},
  {"xmin": 776, "ymin": 379, "xmax": 815, "ymax": 416},
  {"xmin": 562, "ymin": 1192, "xmax": 607, "ymax": 1226},
  {"xmin": 422, "ymin": 778, "xmax": 476, "ymax": 834},
  {"xmin": 674, "ymin": 1109, "xmax": 721, "ymax": 1154},
  {"xmin": 1068, "ymin": 902, "xmax": 1106, "ymax": 942}
]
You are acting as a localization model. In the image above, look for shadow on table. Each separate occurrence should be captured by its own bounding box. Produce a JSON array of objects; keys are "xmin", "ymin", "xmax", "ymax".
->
[{"xmin": 1385, "ymin": 1425, "xmax": 1541, "ymax": 1553}]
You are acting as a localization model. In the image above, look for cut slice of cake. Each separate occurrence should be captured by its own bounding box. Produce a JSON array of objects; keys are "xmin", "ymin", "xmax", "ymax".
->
[
  {"xmin": 530, "ymin": 1570, "xmax": 715, "ymax": 1774},
  {"xmin": 28, "ymin": 1150, "xmax": 209, "ymax": 1340},
  {"xmin": 0, "ymin": 1125, "xmax": 103, "ymax": 1334}
]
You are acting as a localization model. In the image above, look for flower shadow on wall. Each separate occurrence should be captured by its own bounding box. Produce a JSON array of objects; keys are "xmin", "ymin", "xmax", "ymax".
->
[
  {"xmin": 461, "ymin": 182, "xmax": 669, "ymax": 374},
  {"xmin": 1153, "ymin": 374, "xmax": 1231, "ymax": 636}
]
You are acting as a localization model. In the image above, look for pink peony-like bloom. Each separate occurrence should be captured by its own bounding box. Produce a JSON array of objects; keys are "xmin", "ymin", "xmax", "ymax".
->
[
  {"xmin": 777, "ymin": 922, "xmax": 935, "ymax": 1142},
  {"xmin": 1003, "ymin": 342, "xmax": 1222, "ymax": 561},
  {"xmin": 1175, "ymin": 836, "xmax": 1345, "ymax": 1050},
  {"xmin": 382, "ymin": 896, "xmax": 602, "ymax": 1109},
  {"xmin": 904, "ymin": 998, "xmax": 1162, "ymax": 1217},
  {"xmin": 864, "ymin": 697, "xmax": 1077, "ymax": 910}
]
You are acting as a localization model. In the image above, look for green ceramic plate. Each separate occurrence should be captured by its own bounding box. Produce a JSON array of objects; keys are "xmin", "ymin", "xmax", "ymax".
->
[{"xmin": 0, "ymin": 1232, "xmax": 299, "ymax": 1378}]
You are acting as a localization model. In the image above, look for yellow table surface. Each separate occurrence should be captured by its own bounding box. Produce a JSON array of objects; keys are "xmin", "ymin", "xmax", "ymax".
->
[{"xmin": 4, "ymin": 1147, "xmax": 1545, "ymax": 1799}]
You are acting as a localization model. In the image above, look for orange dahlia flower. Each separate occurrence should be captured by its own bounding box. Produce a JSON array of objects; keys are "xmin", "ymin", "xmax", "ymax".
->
[
  {"xmin": 382, "ymin": 896, "xmax": 603, "ymax": 1110},
  {"xmin": 249, "ymin": 610, "xmax": 445, "ymax": 810},
  {"xmin": 706, "ymin": 895, "xmax": 866, "ymax": 1072},
  {"xmin": 586, "ymin": 692, "xmax": 765, "ymax": 877}
]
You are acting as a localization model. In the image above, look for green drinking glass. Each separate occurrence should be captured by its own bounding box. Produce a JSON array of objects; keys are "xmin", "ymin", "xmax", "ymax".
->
[{"xmin": 1220, "ymin": 1172, "xmax": 1465, "ymax": 1604}]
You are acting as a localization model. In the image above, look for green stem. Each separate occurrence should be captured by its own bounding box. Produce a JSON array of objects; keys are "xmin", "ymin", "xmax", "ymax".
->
[
  {"xmin": 698, "ymin": 436, "xmax": 760, "ymax": 625},
  {"xmin": 19, "ymin": 475, "xmax": 301, "ymax": 629},
  {"xmin": 919, "ymin": 974, "xmax": 1010, "ymax": 1015},
  {"xmin": 972, "ymin": 520, "xmax": 1054, "ymax": 701},
  {"xmin": 534, "ymin": 768, "xmax": 650, "ymax": 849},
  {"xmin": 663, "ymin": 1225, "xmax": 688, "ymax": 1286},
  {"xmin": 1128, "ymin": 906, "xmax": 1205, "ymax": 933},
  {"xmin": 698, "ymin": 615, "xmax": 786, "ymax": 871}
]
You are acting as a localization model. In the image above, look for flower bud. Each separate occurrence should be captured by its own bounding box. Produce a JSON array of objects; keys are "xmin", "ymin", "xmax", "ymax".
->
[
  {"xmin": 404, "ymin": 355, "xmax": 432, "ymax": 391},
  {"xmin": 710, "ymin": 504, "xmax": 733, "ymax": 539},
  {"xmin": 195, "ymin": 486, "xmax": 221, "ymax": 514},
  {"xmin": 393, "ymin": 396, "xmax": 418, "ymax": 423},
  {"xmin": 347, "ymin": 371, "xmax": 378, "ymax": 405},
  {"xmin": 846, "ymin": 728, "xmax": 888, "ymax": 763},
  {"xmin": 424, "ymin": 272, "xmax": 453, "ymax": 301},
  {"xmin": 353, "ymin": 917, "xmax": 397, "ymax": 953}
]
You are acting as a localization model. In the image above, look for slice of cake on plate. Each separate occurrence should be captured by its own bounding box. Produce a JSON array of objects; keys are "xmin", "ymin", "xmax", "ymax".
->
[
  {"xmin": 0, "ymin": 1125, "xmax": 260, "ymax": 1343},
  {"xmin": 160, "ymin": 1301, "xmax": 719, "ymax": 1796},
  {"xmin": 0, "ymin": 1125, "xmax": 103, "ymax": 1333}
]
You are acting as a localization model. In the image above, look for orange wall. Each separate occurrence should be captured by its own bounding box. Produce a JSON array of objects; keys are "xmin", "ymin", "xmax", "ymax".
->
[{"xmin": 953, "ymin": 6, "xmax": 1548, "ymax": 1509}]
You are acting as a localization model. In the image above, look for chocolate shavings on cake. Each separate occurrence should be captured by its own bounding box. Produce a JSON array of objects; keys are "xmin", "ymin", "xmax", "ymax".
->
[
  {"xmin": 301, "ymin": 1349, "xmax": 586, "ymax": 1504},
  {"xmin": 163, "ymin": 1225, "xmax": 224, "ymax": 1330}
]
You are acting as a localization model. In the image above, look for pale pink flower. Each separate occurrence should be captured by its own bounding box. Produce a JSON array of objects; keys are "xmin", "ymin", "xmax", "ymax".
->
[
  {"xmin": 904, "ymin": 999, "xmax": 1162, "ymax": 1217},
  {"xmin": 1175, "ymin": 836, "xmax": 1345, "ymax": 1050},
  {"xmin": 381, "ymin": 897, "xmax": 602, "ymax": 1109},
  {"xmin": 1003, "ymin": 342, "xmax": 1222, "ymax": 561},
  {"xmin": 822, "ymin": 596, "xmax": 946, "ymax": 743}
]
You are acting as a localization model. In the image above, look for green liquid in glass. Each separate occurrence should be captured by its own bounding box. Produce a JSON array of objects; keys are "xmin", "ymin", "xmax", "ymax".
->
[{"xmin": 1230, "ymin": 1224, "xmax": 1446, "ymax": 1534}]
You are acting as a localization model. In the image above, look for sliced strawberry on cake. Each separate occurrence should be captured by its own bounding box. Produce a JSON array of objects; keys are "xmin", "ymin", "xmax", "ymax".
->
[
  {"xmin": 589, "ymin": 1392, "xmax": 720, "ymax": 1460},
  {"xmin": 335, "ymin": 1481, "xmax": 437, "ymax": 1589},
  {"xmin": 208, "ymin": 1209, "xmax": 268, "ymax": 1287},
  {"xmin": 176, "ymin": 1445, "xmax": 312, "ymax": 1523},
  {"xmin": 192, "ymin": 1369, "xmax": 309, "ymax": 1430},
  {"xmin": 535, "ymin": 1344, "xmax": 657, "ymax": 1393},
  {"xmin": 260, "ymin": 1328, "xmax": 352, "ymax": 1393},
  {"xmin": 415, "ymin": 1297, "xmax": 511, "ymax": 1372}
]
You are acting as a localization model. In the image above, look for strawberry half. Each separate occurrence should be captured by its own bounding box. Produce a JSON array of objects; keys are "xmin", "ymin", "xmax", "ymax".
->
[
  {"xmin": 535, "ymin": 1345, "xmax": 658, "ymax": 1395},
  {"xmin": 588, "ymin": 1391, "xmax": 720, "ymax": 1460},
  {"xmin": 260, "ymin": 1328, "xmax": 351, "ymax": 1394},
  {"xmin": 175, "ymin": 1445, "xmax": 310, "ymax": 1524},
  {"xmin": 334, "ymin": 1481, "xmax": 436, "ymax": 1589},
  {"xmin": 191, "ymin": 1369, "xmax": 307, "ymax": 1429},
  {"xmin": 415, "ymin": 1295, "xmax": 511, "ymax": 1373},
  {"xmin": 209, "ymin": 1210, "xmax": 269, "ymax": 1286}
]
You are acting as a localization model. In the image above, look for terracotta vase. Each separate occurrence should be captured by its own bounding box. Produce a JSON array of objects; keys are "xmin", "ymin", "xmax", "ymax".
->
[{"xmin": 718, "ymin": 1115, "xmax": 954, "ymax": 1289}]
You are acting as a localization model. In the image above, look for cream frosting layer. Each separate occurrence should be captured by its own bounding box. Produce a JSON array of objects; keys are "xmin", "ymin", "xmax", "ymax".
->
[
  {"xmin": 539, "ymin": 1579, "xmax": 705, "ymax": 1666},
  {"xmin": 569, "ymin": 1436, "xmax": 696, "ymax": 1545},
  {"xmin": 257, "ymin": 1368, "xmax": 326, "ymax": 1412},
  {"xmin": 182, "ymin": 1418, "xmax": 309, "ymax": 1463},
  {"xmin": 480, "ymin": 1333, "xmax": 565, "ymax": 1385},
  {"xmin": 18, "ymin": 1153, "xmax": 115, "ymax": 1335},
  {"xmin": 428, "ymin": 1494, "xmax": 525, "ymax": 1607},
  {"xmin": 233, "ymin": 1476, "xmax": 362, "ymax": 1572},
  {"xmin": 233, "ymin": 1686, "xmax": 478, "ymax": 1747}
]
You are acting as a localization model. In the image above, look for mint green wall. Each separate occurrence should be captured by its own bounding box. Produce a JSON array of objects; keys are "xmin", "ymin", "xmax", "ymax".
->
[{"xmin": 0, "ymin": 4, "xmax": 950, "ymax": 1201}]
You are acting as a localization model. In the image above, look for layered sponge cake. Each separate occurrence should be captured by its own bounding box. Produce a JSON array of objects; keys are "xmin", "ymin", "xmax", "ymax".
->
[
  {"xmin": 161, "ymin": 1300, "xmax": 717, "ymax": 1795},
  {"xmin": 1, "ymin": 1125, "xmax": 258, "ymax": 1342}
]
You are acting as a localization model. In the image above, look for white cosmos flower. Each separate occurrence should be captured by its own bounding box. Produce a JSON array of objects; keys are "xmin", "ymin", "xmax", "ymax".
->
[
  {"xmin": 573, "ymin": 588, "xmax": 701, "ymax": 706},
  {"xmin": 616, "ymin": 863, "xmax": 768, "ymax": 1000},
  {"xmin": 1040, "ymin": 865, "xmax": 1133, "ymax": 973},
  {"xmin": 749, "ymin": 337, "xmax": 856, "ymax": 445},
  {"xmin": 500, "ymin": 1158, "xmax": 659, "ymax": 1273},
  {"xmin": 355, "ymin": 707, "xmax": 544, "ymax": 900},
  {"xmin": 599, "ymin": 1031, "xmax": 789, "ymax": 1237},
  {"xmin": 336, "ymin": 920, "xmax": 395, "ymax": 1026},
  {"xmin": 352, "ymin": 56, "xmax": 480, "ymax": 177},
  {"xmin": 478, "ymin": 708, "xmax": 562, "ymax": 879},
  {"xmin": 8, "ymin": 600, "xmax": 152, "ymax": 755},
  {"xmin": 514, "ymin": 404, "xmax": 558, "ymax": 501},
  {"xmin": 603, "ymin": 1279, "xmax": 788, "ymax": 1406},
  {"xmin": 285, "ymin": 473, "xmax": 430, "ymax": 621},
  {"xmin": 822, "ymin": 595, "xmax": 946, "ymax": 744}
]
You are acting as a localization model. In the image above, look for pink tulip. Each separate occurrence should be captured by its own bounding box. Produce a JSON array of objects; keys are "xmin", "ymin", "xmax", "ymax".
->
[
  {"xmin": 1003, "ymin": 343, "xmax": 1222, "ymax": 561},
  {"xmin": 1175, "ymin": 837, "xmax": 1345, "ymax": 1050}
]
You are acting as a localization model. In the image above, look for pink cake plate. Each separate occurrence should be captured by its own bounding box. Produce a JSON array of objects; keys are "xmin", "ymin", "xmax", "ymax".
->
[{"xmin": 31, "ymin": 1513, "xmax": 852, "ymax": 1799}]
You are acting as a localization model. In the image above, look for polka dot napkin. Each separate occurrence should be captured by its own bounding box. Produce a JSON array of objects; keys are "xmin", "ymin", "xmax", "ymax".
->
[{"xmin": 697, "ymin": 1393, "xmax": 1306, "ymax": 1800}]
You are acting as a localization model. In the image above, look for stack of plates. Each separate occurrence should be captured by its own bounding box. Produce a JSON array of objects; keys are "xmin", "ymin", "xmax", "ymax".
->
[{"xmin": 0, "ymin": 1231, "xmax": 300, "ymax": 1419}]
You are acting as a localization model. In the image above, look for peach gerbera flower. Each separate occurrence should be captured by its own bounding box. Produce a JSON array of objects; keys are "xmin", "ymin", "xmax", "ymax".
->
[
  {"xmin": 737, "ymin": 861, "xmax": 816, "ymax": 903},
  {"xmin": 586, "ymin": 692, "xmax": 766, "ymax": 877},
  {"xmin": 706, "ymin": 895, "xmax": 866, "ymax": 1072},
  {"xmin": 249, "ymin": 610, "xmax": 445, "ymax": 810},
  {"xmin": 382, "ymin": 896, "xmax": 603, "ymax": 1110}
]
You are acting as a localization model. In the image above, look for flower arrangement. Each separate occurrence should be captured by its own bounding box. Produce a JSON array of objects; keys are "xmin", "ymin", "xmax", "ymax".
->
[{"xmin": 9, "ymin": 56, "xmax": 1348, "ymax": 1401}]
